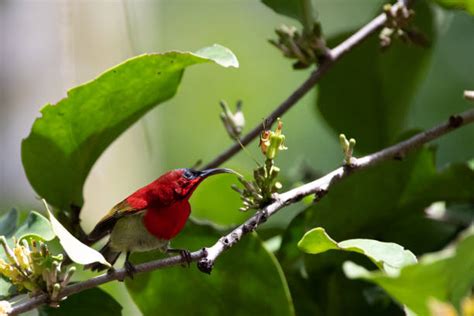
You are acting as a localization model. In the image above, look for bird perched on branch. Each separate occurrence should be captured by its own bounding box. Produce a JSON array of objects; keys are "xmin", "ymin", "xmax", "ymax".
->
[{"xmin": 85, "ymin": 168, "xmax": 233, "ymax": 277}]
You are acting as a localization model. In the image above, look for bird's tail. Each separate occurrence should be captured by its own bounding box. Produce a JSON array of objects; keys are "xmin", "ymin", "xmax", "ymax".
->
[{"xmin": 84, "ymin": 242, "xmax": 120, "ymax": 272}]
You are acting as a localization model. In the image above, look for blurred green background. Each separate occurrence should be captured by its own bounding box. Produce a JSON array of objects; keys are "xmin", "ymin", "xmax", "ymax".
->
[{"xmin": 1, "ymin": 0, "xmax": 474, "ymax": 315}]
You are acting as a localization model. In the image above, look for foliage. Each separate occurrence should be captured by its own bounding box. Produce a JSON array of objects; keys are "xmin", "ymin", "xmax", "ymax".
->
[
  {"xmin": 21, "ymin": 45, "xmax": 238, "ymax": 210},
  {"xmin": 344, "ymin": 228, "xmax": 474, "ymax": 315},
  {"xmin": 1, "ymin": 0, "xmax": 474, "ymax": 315}
]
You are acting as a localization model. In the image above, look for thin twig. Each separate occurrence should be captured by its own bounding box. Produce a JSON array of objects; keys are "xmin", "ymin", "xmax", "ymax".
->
[
  {"xmin": 9, "ymin": 108, "xmax": 474, "ymax": 315},
  {"xmin": 199, "ymin": 109, "xmax": 474, "ymax": 268},
  {"xmin": 202, "ymin": 1, "xmax": 407, "ymax": 170}
]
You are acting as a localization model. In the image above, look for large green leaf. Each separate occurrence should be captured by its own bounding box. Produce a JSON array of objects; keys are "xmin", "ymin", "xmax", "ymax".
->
[
  {"xmin": 298, "ymin": 227, "xmax": 416, "ymax": 276},
  {"xmin": 344, "ymin": 228, "xmax": 474, "ymax": 315},
  {"xmin": 317, "ymin": 2, "xmax": 434, "ymax": 153},
  {"xmin": 21, "ymin": 44, "xmax": 238, "ymax": 210},
  {"xmin": 39, "ymin": 288, "xmax": 122, "ymax": 316},
  {"xmin": 431, "ymin": 0, "xmax": 474, "ymax": 14},
  {"xmin": 126, "ymin": 223, "xmax": 294, "ymax": 316}
]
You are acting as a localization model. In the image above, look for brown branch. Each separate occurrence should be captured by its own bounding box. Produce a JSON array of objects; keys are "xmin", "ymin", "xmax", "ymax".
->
[
  {"xmin": 9, "ymin": 251, "xmax": 207, "ymax": 315},
  {"xmin": 202, "ymin": 1, "xmax": 406, "ymax": 170},
  {"xmin": 9, "ymin": 108, "xmax": 474, "ymax": 315}
]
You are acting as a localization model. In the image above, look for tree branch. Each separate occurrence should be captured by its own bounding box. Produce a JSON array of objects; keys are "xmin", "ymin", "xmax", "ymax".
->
[
  {"xmin": 9, "ymin": 108, "xmax": 474, "ymax": 315},
  {"xmin": 203, "ymin": 1, "xmax": 406, "ymax": 170},
  {"xmin": 199, "ymin": 109, "xmax": 474, "ymax": 269}
]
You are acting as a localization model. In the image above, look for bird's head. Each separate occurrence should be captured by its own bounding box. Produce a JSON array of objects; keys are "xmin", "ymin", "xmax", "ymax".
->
[{"xmin": 168, "ymin": 168, "xmax": 234, "ymax": 200}]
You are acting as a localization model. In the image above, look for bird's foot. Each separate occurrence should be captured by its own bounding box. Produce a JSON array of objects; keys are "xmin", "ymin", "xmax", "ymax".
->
[
  {"xmin": 167, "ymin": 248, "xmax": 192, "ymax": 267},
  {"xmin": 122, "ymin": 260, "xmax": 137, "ymax": 281}
]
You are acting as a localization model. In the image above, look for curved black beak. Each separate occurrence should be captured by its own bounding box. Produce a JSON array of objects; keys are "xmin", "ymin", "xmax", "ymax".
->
[{"xmin": 198, "ymin": 168, "xmax": 235, "ymax": 178}]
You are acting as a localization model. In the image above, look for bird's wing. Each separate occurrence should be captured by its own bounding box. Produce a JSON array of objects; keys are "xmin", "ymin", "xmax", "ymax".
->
[{"xmin": 86, "ymin": 200, "xmax": 145, "ymax": 244}]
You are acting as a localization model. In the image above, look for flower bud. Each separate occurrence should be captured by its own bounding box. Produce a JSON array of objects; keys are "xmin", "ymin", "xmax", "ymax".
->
[{"xmin": 220, "ymin": 100, "xmax": 245, "ymax": 139}]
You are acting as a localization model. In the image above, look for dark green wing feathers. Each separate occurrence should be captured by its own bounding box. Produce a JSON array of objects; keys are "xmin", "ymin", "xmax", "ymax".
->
[{"xmin": 87, "ymin": 200, "xmax": 144, "ymax": 244}]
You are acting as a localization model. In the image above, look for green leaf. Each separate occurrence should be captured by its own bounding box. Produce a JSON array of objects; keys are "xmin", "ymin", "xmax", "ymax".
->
[
  {"xmin": 47, "ymin": 208, "xmax": 110, "ymax": 267},
  {"xmin": 344, "ymin": 227, "xmax": 474, "ymax": 315},
  {"xmin": 39, "ymin": 288, "xmax": 122, "ymax": 316},
  {"xmin": 0, "ymin": 278, "xmax": 15, "ymax": 300},
  {"xmin": 126, "ymin": 223, "xmax": 294, "ymax": 316},
  {"xmin": 317, "ymin": 1, "xmax": 434, "ymax": 153},
  {"xmin": 0, "ymin": 209, "xmax": 18, "ymax": 237},
  {"xmin": 21, "ymin": 44, "xmax": 238, "ymax": 210},
  {"xmin": 298, "ymin": 227, "xmax": 416, "ymax": 276},
  {"xmin": 15, "ymin": 211, "xmax": 55, "ymax": 242},
  {"xmin": 261, "ymin": 0, "xmax": 308, "ymax": 23},
  {"xmin": 1, "ymin": 211, "xmax": 55, "ymax": 260},
  {"xmin": 431, "ymin": 0, "xmax": 474, "ymax": 14}
]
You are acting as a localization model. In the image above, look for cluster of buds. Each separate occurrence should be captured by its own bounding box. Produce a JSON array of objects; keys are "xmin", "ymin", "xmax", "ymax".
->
[
  {"xmin": 339, "ymin": 134, "xmax": 356, "ymax": 166},
  {"xmin": 379, "ymin": 3, "xmax": 428, "ymax": 50},
  {"xmin": 0, "ymin": 236, "xmax": 75, "ymax": 305},
  {"xmin": 269, "ymin": 23, "xmax": 328, "ymax": 69},
  {"xmin": 220, "ymin": 100, "xmax": 245, "ymax": 139},
  {"xmin": 232, "ymin": 119, "xmax": 287, "ymax": 211}
]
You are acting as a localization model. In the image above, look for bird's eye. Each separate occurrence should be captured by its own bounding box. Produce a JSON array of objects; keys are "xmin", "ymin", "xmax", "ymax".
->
[{"xmin": 183, "ymin": 169, "xmax": 195, "ymax": 180}]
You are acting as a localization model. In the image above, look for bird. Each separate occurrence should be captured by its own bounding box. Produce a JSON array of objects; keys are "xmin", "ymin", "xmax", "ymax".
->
[{"xmin": 85, "ymin": 167, "xmax": 233, "ymax": 276}]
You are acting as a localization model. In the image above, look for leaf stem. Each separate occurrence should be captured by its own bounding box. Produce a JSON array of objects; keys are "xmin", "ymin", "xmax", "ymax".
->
[{"xmin": 301, "ymin": 0, "xmax": 315, "ymax": 35}]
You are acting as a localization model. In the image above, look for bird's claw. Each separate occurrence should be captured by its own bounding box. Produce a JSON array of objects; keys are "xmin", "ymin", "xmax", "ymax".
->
[
  {"xmin": 122, "ymin": 261, "xmax": 137, "ymax": 281},
  {"xmin": 179, "ymin": 249, "xmax": 192, "ymax": 267},
  {"xmin": 167, "ymin": 248, "xmax": 192, "ymax": 267}
]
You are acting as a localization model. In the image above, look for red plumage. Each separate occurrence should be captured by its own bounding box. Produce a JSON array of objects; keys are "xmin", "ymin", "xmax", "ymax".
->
[{"xmin": 125, "ymin": 169, "xmax": 203, "ymax": 240}]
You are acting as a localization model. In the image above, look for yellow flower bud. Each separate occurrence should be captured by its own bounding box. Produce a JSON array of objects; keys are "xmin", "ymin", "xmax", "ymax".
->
[{"xmin": 14, "ymin": 245, "xmax": 31, "ymax": 271}]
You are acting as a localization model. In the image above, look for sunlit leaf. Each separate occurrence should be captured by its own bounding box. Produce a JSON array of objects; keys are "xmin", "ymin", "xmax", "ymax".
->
[
  {"xmin": 22, "ymin": 44, "xmax": 238, "ymax": 210},
  {"xmin": 47, "ymin": 209, "xmax": 109, "ymax": 267},
  {"xmin": 298, "ymin": 227, "xmax": 416, "ymax": 276}
]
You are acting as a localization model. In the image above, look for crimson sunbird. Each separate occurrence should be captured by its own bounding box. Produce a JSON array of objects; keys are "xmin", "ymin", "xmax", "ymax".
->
[{"xmin": 85, "ymin": 168, "xmax": 233, "ymax": 275}]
